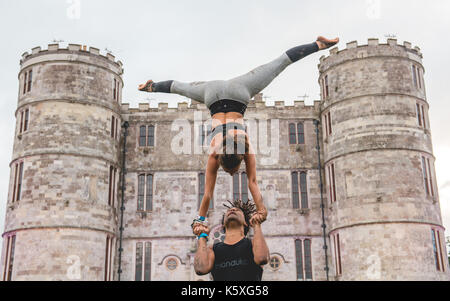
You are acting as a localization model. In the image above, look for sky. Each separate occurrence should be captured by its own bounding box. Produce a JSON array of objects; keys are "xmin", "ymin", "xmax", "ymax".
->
[{"xmin": 0, "ymin": 0, "xmax": 449, "ymax": 251}]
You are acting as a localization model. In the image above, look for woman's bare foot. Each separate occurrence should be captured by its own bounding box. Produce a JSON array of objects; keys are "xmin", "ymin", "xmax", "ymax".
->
[
  {"xmin": 138, "ymin": 80, "xmax": 154, "ymax": 92},
  {"xmin": 316, "ymin": 36, "xmax": 340, "ymax": 50}
]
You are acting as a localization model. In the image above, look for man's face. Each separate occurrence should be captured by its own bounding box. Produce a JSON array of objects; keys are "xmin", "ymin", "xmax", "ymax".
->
[{"xmin": 224, "ymin": 207, "xmax": 247, "ymax": 227}]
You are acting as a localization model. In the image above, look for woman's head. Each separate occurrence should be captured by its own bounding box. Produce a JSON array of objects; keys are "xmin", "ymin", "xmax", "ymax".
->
[{"xmin": 218, "ymin": 134, "xmax": 249, "ymax": 175}]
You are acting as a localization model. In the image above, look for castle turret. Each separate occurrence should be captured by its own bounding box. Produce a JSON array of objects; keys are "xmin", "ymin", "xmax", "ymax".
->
[
  {"xmin": 319, "ymin": 39, "xmax": 449, "ymax": 280},
  {"xmin": 1, "ymin": 44, "xmax": 124, "ymax": 280}
]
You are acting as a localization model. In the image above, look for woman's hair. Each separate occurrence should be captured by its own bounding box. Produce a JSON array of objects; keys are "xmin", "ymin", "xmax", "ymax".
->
[
  {"xmin": 218, "ymin": 134, "xmax": 249, "ymax": 174},
  {"xmin": 221, "ymin": 199, "xmax": 256, "ymax": 236}
]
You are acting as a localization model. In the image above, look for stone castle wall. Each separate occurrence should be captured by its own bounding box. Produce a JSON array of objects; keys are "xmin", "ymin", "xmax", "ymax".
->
[
  {"xmin": 1, "ymin": 39, "xmax": 449, "ymax": 281},
  {"xmin": 2, "ymin": 44, "xmax": 122, "ymax": 280},
  {"xmin": 319, "ymin": 38, "xmax": 449, "ymax": 280}
]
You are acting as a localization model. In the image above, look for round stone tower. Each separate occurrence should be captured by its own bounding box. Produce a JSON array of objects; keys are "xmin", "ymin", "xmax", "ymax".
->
[
  {"xmin": 319, "ymin": 38, "xmax": 449, "ymax": 280},
  {"xmin": 1, "ymin": 44, "xmax": 123, "ymax": 280}
]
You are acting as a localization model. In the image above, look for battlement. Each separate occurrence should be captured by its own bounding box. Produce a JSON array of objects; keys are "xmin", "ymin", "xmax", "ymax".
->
[
  {"xmin": 318, "ymin": 38, "xmax": 423, "ymax": 72},
  {"xmin": 121, "ymin": 96, "xmax": 321, "ymax": 114},
  {"xmin": 20, "ymin": 43, "xmax": 124, "ymax": 73}
]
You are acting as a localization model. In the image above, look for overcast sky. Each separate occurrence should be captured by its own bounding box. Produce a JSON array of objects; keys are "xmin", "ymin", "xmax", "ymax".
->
[{"xmin": 0, "ymin": 0, "xmax": 449, "ymax": 249}]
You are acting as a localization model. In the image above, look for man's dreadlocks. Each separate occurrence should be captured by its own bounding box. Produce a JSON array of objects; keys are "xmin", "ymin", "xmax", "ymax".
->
[{"xmin": 221, "ymin": 199, "xmax": 257, "ymax": 236}]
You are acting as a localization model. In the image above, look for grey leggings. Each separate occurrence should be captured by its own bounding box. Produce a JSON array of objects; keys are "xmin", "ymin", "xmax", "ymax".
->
[{"xmin": 153, "ymin": 41, "xmax": 319, "ymax": 108}]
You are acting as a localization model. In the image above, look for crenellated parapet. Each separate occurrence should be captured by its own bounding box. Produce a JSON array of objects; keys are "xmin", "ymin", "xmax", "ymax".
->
[
  {"xmin": 318, "ymin": 38, "xmax": 423, "ymax": 74},
  {"xmin": 20, "ymin": 43, "xmax": 124, "ymax": 75},
  {"xmin": 121, "ymin": 95, "xmax": 321, "ymax": 116}
]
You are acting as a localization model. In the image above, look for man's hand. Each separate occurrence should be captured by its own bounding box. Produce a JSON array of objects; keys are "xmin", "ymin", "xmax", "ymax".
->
[
  {"xmin": 249, "ymin": 206, "xmax": 268, "ymax": 227},
  {"xmin": 192, "ymin": 222, "xmax": 210, "ymax": 236}
]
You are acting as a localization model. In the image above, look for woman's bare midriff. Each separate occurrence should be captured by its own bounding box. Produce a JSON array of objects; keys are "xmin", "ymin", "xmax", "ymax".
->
[{"xmin": 211, "ymin": 111, "xmax": 244, "ymax": 127}]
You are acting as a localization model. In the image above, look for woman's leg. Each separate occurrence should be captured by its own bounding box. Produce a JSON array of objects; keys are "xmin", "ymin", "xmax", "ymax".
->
[
  {"xmin": 149, "ymin": 80, "xmax": 209, "ymax": 104},
  {"xmin": 228, "ymin": 41, "xmax": 319, "ymax": 99}
]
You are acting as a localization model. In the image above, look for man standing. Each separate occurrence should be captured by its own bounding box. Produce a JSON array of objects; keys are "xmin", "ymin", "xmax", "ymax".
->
[{"xmin": 193, "ymin": 200, "xmax": 269, "ymax": 281}]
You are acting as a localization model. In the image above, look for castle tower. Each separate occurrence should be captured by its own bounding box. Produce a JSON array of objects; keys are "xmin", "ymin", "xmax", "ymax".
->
[
  {"xmin": 319, "ymin": 39, "xmax": 450, "ymax": 280},
  {"xmin": 1, "ymin": 44, "xmax": 124, "ymax": 280}
]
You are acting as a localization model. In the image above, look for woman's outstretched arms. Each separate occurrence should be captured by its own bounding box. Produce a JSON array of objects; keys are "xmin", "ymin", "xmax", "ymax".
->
[
  {"xmin": 198, "ymin": 153, "xmax": 220, "ymax": 218},
  {"xmin": 245, "ymin": 151, "xmax": 268, "ymax": 224}
]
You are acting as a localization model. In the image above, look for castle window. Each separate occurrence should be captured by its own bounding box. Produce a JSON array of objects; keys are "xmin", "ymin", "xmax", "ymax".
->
[
  {"xmin": 416, "ymin": 103, "xmax": 427, "ymax": 129},
  {"xmin": 166, "ymin": 258, "xmax": 178, "ymax": 271},
  {"xmin": 323, "ymin": 112, "xmax": 332, "ymax": 138},
  {"xmin": 27, "ymin": 70, "xmax": 32, "ymax": 92},
  {"xmin": 289, "ymin": 122, "xmax": 305, "ymax": 145},
  {"xmin": 233, "ymin": 172, "xmax": 248, "ymax": 203},
  {"xmin": 327, "ymin": 112, "xmax": 332, "ymax": 135},
  {"xmin": 104, "ymin": 235, "xmax": 114, "ymax": 281},
  {"xmin": 289, "ymin": 123, "xmax": 296, "ymax": 144},
  {"xmin": 111, "ymin": 115, "xmax": 119, "ymax": 139},
  {"xmin": 269, "ymin": 256, "xmax": 281, "ymax": 271},
  {"xmin": 416, "ymin": 103, "xmax": 422, "ymax": 127},
  {"xmin": 108, "ymin": 166, "xmax": 117, "ymax": 207},
  {"xmin": 23, "ymin": 69, "xmax": 32, "ymax": 95},
  {"xmin": 12, "ymin": 162, "xmax": 24, "ymax": 203},
  {"xmin": 24, "ymin": 109, "xmax": 29, "ymax": 132},
  {"xmin": 421, "ymin": 156, "xmax": 434, "ymax": 197},
  {"xmin": 2, "ymin": 234, "xmax": 16, "ymax": 281},
  {"xmin": 327, "ymin": 163, "xmax": 336, "ymax": 203},
  {"xmin": 295, "ymin": 238, "xmax": 313, "ymax": 280},
  {"xmin": 322, "ymin": 75, "xmax": 329, "ymax": 99},
  {"xmin": 135, "ymin": 242, "xmax": 152, "ymax": 281},
  {"xmin": 113, "ymin": 78, "xmax": 120, "ymax": 101},
  {"xmin": 198, "ymin": 172, "xmax": 213, "ymax": 210},
  {"xmin": 23, "ymin": 72, "xmax": 28, "ymax": 95},
  {"xmin": 111, "ymin": 116, "xmax": 115, "ymax": 138},
  {"xmin": 139, "ymin": 125, "xmax": 155, "ymax": 147},
  {"xmin": 291, "ymin": 171, "xmax": 308, "ymax": 209},
  {"xmin": 137, "ymin": 173, "xmax": 153, "ymax": 211},
  {"xmin": 412, "ymin": 65, "xmax": 418, "ymax": 88},
  {"xmin": 412, "ymin": 65, "xmax": 423, "ymax": 90},
  {"xmin": 431, "ymin": 229, "xmax": 446, "ymax": 272},
  {"xmin": 332, "ymin": 233, "xmax": 342, "ymax": 276},
  {"xmin": 18, "ymin": 108, "xmax": 30, "ymax": 135}
]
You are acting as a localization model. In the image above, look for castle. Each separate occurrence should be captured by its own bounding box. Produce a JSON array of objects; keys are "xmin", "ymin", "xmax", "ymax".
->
[{"xmin": 1, "ymin": 39, "xmax": 449, "ymax": 281}]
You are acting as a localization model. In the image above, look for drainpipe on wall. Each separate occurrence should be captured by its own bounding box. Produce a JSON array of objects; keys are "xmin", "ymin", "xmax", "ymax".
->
[
  {"xmin": 117, "ymin": 121, "xmax": 129, "ymax": 281},
  {"xmin": 314, "ymin": 119, "xmax": 330, "ymax": 281}
]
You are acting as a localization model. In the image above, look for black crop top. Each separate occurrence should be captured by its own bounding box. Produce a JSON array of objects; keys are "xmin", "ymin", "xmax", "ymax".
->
[{"xmin": 209, "ymin": 99, "xmax": 247, "ymax": 116}]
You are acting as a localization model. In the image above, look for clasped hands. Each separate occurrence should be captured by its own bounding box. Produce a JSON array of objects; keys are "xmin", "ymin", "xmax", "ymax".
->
[{"xmin": 191, "ymin": 206, "xmax": 268, "ymax": 236}]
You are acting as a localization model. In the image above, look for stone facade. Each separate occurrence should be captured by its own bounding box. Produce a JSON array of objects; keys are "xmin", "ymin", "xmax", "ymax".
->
[{"xmin": 1, "ymin": 39, "xmax": 449, "ymax": 281}]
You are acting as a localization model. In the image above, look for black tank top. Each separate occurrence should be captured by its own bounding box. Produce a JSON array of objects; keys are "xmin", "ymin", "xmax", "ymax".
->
[{"xmin": 211, "ymin": 238, "xmax": 263, "ymax": 281}]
